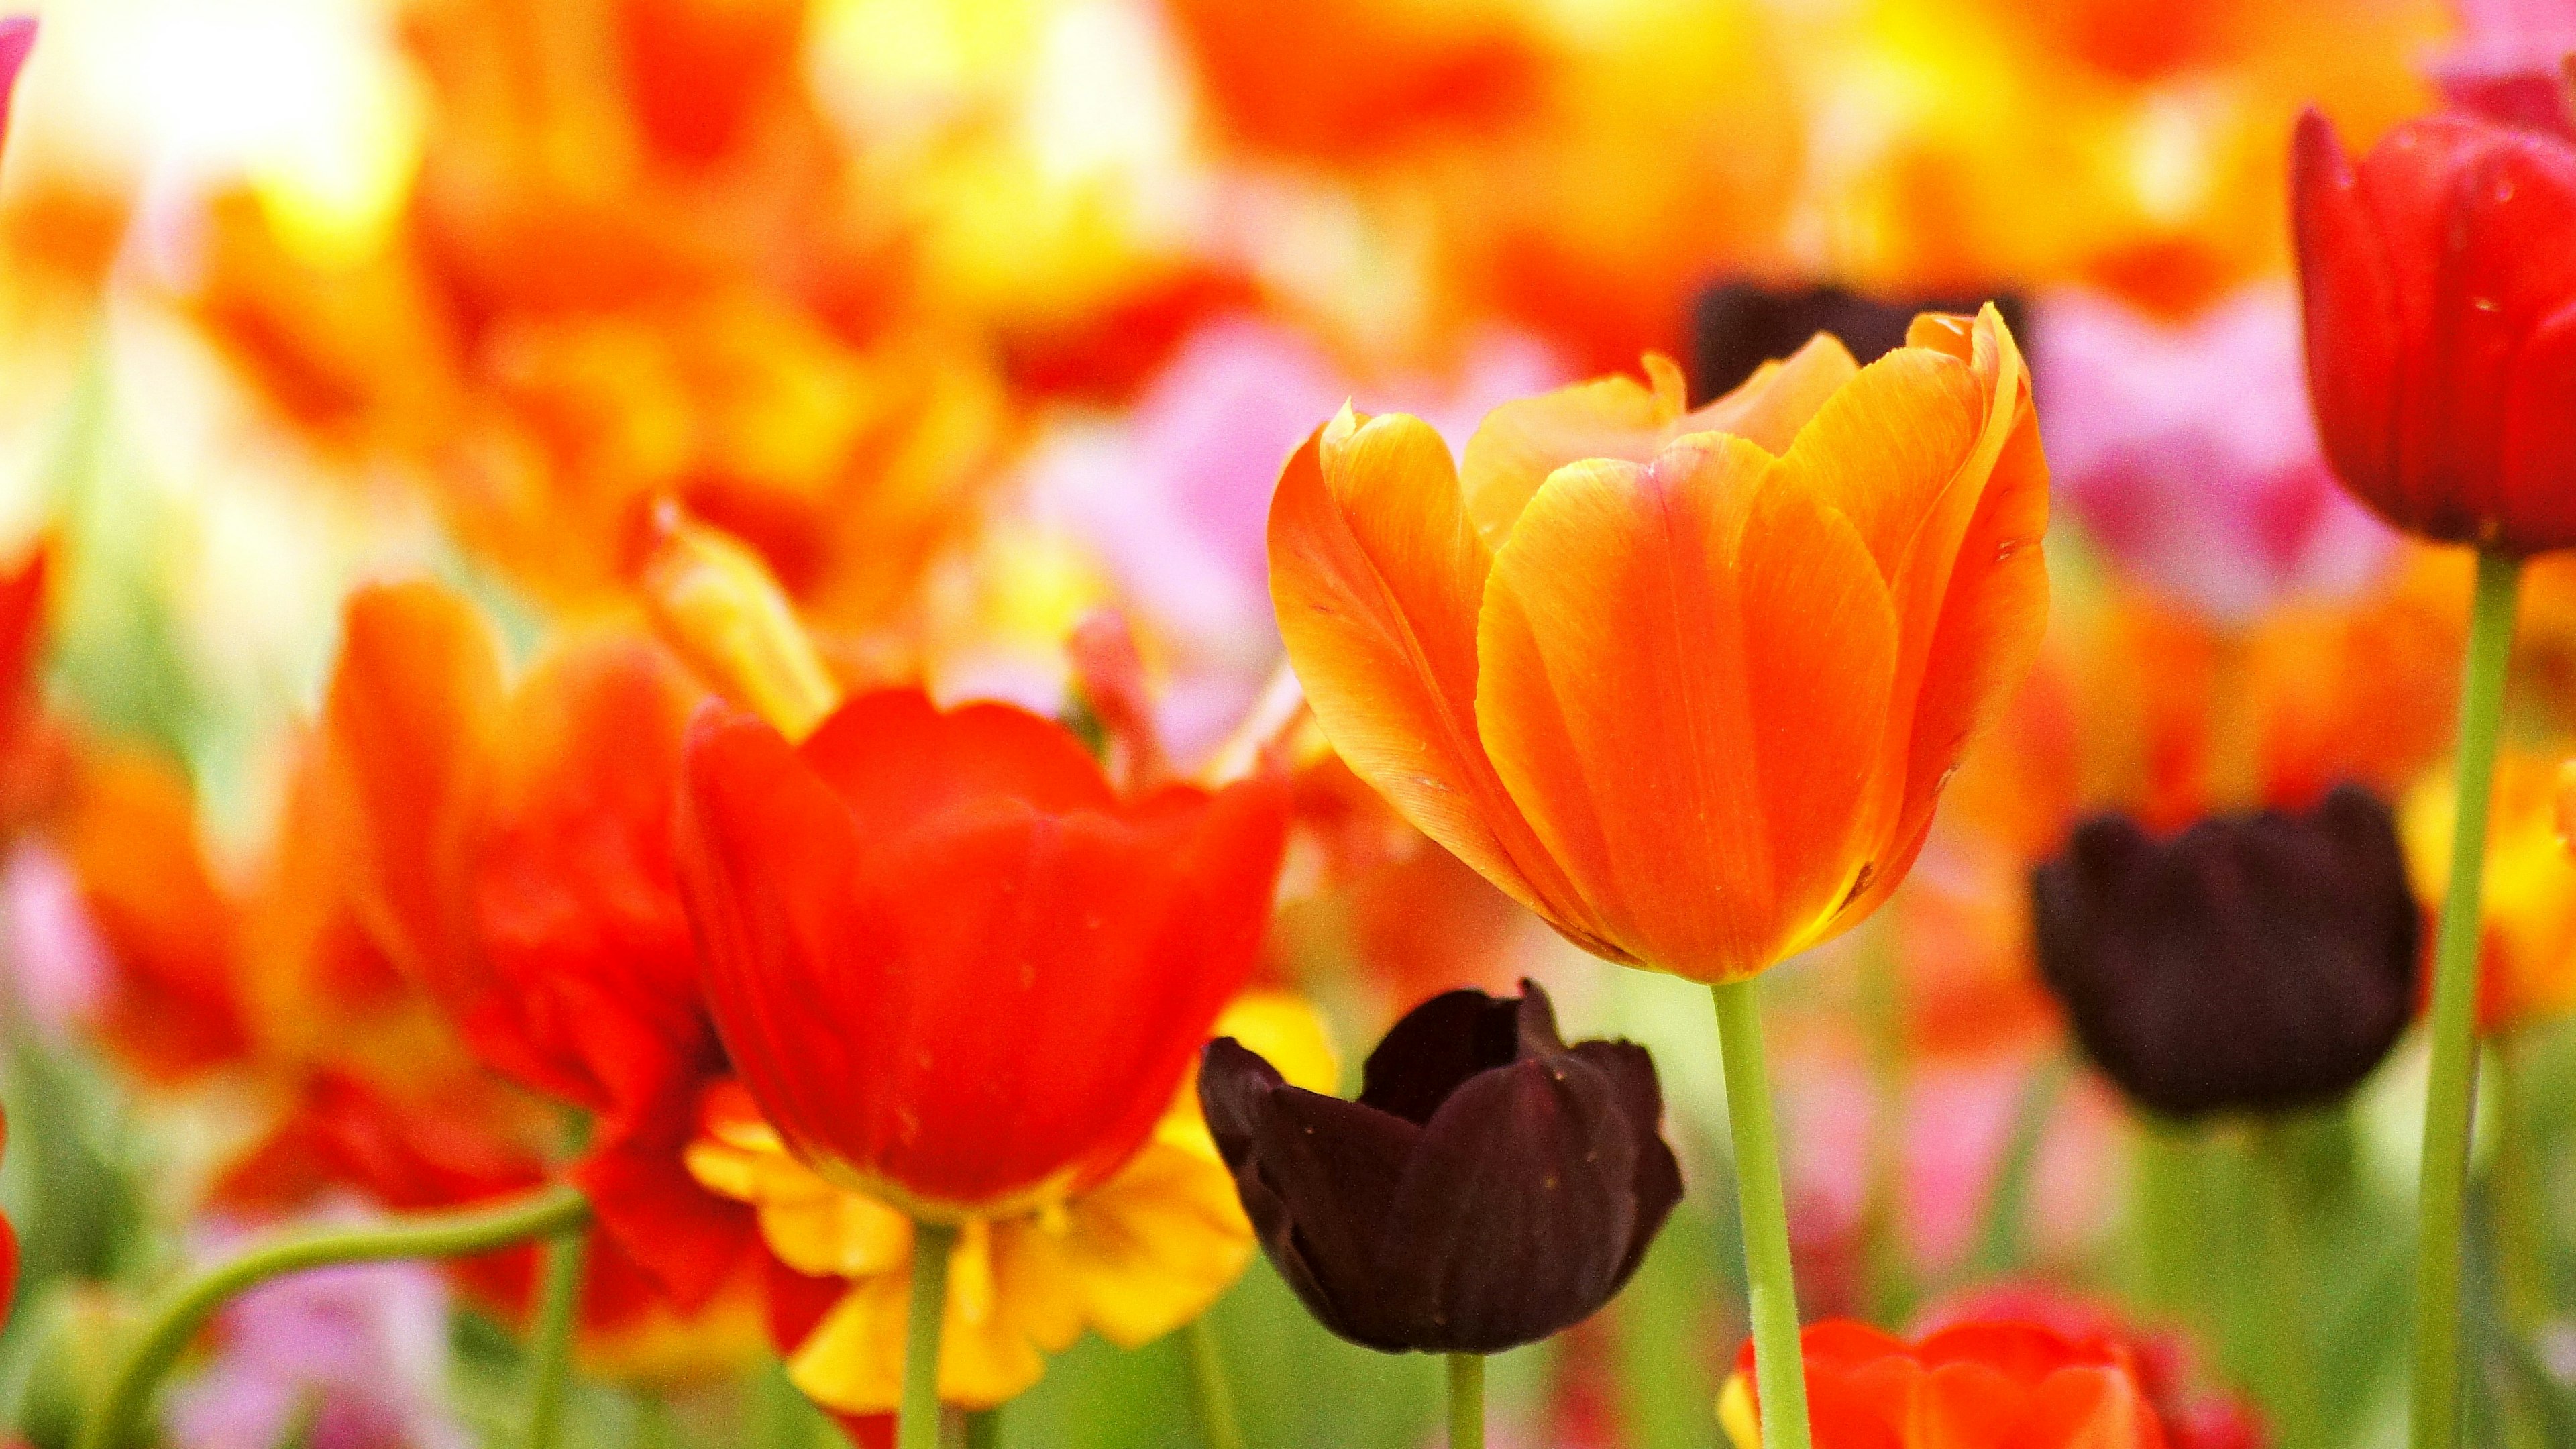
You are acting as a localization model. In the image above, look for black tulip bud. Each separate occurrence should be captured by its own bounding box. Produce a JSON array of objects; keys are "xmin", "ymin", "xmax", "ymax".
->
[
  {"xmin": 2032, "ymin": 784, "xmax": 2420, "ymax": 1120},
  {"xmin": 1197, "ymin": 980, "xmax": 1681, "ymax": 1355},
  {"xmin": 1689, "ymin": 280, "xmax": 2029, "ymax": 402}
]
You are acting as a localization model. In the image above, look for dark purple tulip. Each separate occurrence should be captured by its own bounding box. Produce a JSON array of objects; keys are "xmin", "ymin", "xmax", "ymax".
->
[
  {"xmin": 1688, "ymin": 280, "xmax": 2027, "ymax": 401},
  {"xmin": 1197, "ymin": 981, "xmax": 1680, "ymax": 1355},
  {"xmin": 2032, "ymin": 784, "xmax": 2419, "ymax": 1120}
]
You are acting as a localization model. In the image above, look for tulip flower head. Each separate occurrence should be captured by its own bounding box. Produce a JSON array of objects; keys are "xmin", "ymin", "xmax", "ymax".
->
[
  {"xmin": 2033, "ymin": 786, "xmax": 2420, "ymax": 1118},
  {"xmin": 1269, "ymin": 306, "xmax": 2048, "ymax": 983},
  {"xmin": 2406, "ymin": 750, "xmax": 2576, "ymax": 1032},
  {"xmin": 2292, "ymin": 108, "xmax": 2576, "ymax": 555},
  {"xmin": 674, "ymin": 688, "xmax": 1291, "ymax": 1220},
  {"xmin": 1720, "ymin": 1319, "xmax": 2170, "ymax": 1448},
  {"xmin": 1197, "ymin": 980, "xmax": 1680, "ymax": 1354}
]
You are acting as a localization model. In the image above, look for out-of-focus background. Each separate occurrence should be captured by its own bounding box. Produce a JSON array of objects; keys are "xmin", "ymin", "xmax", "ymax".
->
[{"xmin": 3, "ymin": 0, "xmax": 2573, "ymax": 1446}]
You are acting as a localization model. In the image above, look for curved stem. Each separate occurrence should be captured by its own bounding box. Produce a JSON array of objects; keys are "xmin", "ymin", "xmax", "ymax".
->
[
  {"xmin": 78, "ymin": 1184, "xmax": 590, "ymax": 1449},
  {"xmin": 1446, "ymin": 1353, "xmax": 1483, "ymax": 1449},
  {"xmin": 1713, "ymin": 978, "xmax": 1811, "ymax": 1449},
  {"xmin": 1183, "ymin": 1314, "xmax": 1244, "ymax": 1449},
  {"xmin": 898, "ymin": 1223, "xmax": 957, "ymax": 1449},
  {"xmin": 521, "ymin": 1214, "xmax": 592, "ymax": 1449},
  {"xmin": 2412, "ymin": 548, "xmax": 2522, "ymax": 1449}
]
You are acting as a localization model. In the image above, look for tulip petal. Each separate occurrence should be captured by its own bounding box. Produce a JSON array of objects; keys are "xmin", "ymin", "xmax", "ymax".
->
[
  {"xmin": 1686, "ymin": 332, "xmax": 1861, "ymax": 455},
  {"xmin": 1268, "ymin": 411, "xmax": 1600, "ymax": 947},
  {"xmin": 1475, "ymin": 437, "xmax": 1899, "ymax": 979},
  {"xmin": 798, "ymin": 688, "xmax": 1115, "ymax": 835},
  {"xmin": 1458, "ymin": 356, "xmax": 1686, "ymax": 543},
  {"xmin": 2505, "ymin": 301, "xmax": 2576, "ymax": 545},
  {"xmin": 1354, "ymin": 987, "xmax": 1525, "ymax": 1125},
  {"xmin": 2292, "ymin": 110, "xmax": 2406, "ymax": 529},
  {"xmin": 1201, "ymin": 1040, "xmax": 1424, "ymax": 1349},
  {"xmin": 324, "ymin": 582, "xmax": 504, "ymax": 1000},
  {"xmin": 1374, "ymin": 1055, "xmax": 1640, "ymax": 1353}
]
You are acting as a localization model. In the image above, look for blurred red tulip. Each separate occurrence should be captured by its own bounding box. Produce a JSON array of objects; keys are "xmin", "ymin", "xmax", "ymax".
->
[
  {"xmin": 2292, "ymin": 108, "xmax": 2576, "ymax": 555},
  {"xmin": 673, "ymin": 689, "xmax": 1289, "ymax": 1218},
  {"xmin": 1723, "ymin": 1318, "xmax": 2170, "ymax": 1448}
]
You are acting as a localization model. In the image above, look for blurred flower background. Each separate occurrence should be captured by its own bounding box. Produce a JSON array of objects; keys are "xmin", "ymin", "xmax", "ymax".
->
[{"xmin": 0, "ymin": 0, "xmax": 2567, "ymax": 1445}]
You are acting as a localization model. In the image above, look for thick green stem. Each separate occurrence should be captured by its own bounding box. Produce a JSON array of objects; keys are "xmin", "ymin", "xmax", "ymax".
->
[
  {"xmin": 1446, "ymin": 1353, "xmax": 1483, "ymax": 1449},
  {"xmin": 1183, "ymin": 1315, "xmax": 1245, "ymax": 1449},
  {"xmin": 1713, "ymin": 978, "xmax": 1811, "ymax": 1449},
  {"xmin": 78, "ymin": 1185, "xmax": 590, "ymax": 1449},
  {"xmin": 521, "ymin": 1214, "xmax": 592, "ymax": 1449},
  {"xmin": 963, "ymin": 1409, "xmax": 1000, "ymax": 1449},
  {"xmin": 899, "ymin": 1224, "xmax": 957, "ymax": 1449},
  {"xmin": 2412, "ymin": 548, "xmax": 2522, "ymax": 1449},
  {"xmin": 2253, "ymin": 1126, "xmax": 2324, "ymax": 1449}
]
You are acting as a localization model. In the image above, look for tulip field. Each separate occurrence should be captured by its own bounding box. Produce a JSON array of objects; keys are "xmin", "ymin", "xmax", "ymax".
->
[{"xmin": 0, "ymin": 1, "xmax": 2572, "ymax": 1447}]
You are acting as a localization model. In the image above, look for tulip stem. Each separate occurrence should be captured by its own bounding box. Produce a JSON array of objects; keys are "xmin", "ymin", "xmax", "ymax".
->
[
  {"xmin": 1446, "ymin": 1353, "xmax": 1483, "ymax": 1449},
  {"xmin": 1713, "ymin": 977, "xmax": 1811, "ymax": 1449},
  {"xmin": 2253, "ymin": 1124, "xmax": 2324, "ymax": 1449},
  {"xmin": 521, "ymin": 1212, "xmax": 592, "ymax": 1449},
  {"xmin": 963, "ymin": 1409, "xmax": 1000, "ymax": 1449},
  {"xmin": 2412, "ymin": 547, "xmax": 2522, "ymax": 1449},
  {"xmin": 76, "ymin": 1184, "xmax": 590, "ymax": 1449},
  {"xmin": 1184, "ymin": 1315, "xmax": 1245, "ymax": 1449},
  {"xmin": 900, "ymin": 1222, "xmax": 957, "ymax": 1449}
]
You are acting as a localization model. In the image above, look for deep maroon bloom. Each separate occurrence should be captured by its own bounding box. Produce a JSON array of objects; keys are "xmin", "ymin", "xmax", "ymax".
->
[
  {"xmin": 1198, "ymin": 981, "xmax": 1680, "ymax": 1354},
  {"xmin": 2032, "ymin": 785, "xmax": 2418, "ymax": 1119},
  {"xmin": 1689, "ymin": 280, "xmax": 2025, "ymax": 401},
  {"xmin": 2292, "ymin": 108, "xmax": 2576, "ymax": 554}
]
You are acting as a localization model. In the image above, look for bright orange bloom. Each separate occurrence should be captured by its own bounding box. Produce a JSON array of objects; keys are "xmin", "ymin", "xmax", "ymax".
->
[
  {"xmin": 1721, "ymin": 1319, "xmax": 2169, "ymax": 1448},
  {"xmin": 2404, "ymin": 750, "xmax": 2576, "ymax": 1034},
  {"xmin": 1269, "ymin": 307, "xmax": 2047, "ymax": 982},
  {"xmin": 673, "ymin": 689, "xmax": 1291, "ymax": 1218},
  {"xmin": 323, "ymin": 581, "xmax": 753, "ymax": 1309}
]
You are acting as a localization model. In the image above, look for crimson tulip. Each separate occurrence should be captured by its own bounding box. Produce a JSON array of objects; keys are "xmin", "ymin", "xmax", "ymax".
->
[
  {"xmin": 673, "ymin": 688, "xmax": 1289, "ymax": 1218},
  {"xmin": 2292, "ymin": 108, "xmax": 2576, "ymax": 554}
]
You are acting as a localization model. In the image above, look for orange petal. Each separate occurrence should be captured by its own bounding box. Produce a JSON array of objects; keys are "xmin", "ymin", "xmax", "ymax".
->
[
  {"xmin": 1474, "ymin": 435, "xmax": 1898, "ymax": 980},
  {"xmin": 1268, "ymin": 409, "xmax": 1591, "ymax": 940},
  {"xmin": 1684, "ymin": 333, "xmax": 1860, "ymax": 455},
  {"xmin": 1457, "ymin": 354, "xmax": 1686, "ymax": 545},
  {"xmin": 323, "ymin": 582, "xmax": 506, "ymax": 988}
]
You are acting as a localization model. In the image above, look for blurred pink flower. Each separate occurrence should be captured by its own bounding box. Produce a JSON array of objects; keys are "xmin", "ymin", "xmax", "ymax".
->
[
  {"xmin": 2425, "ymin": 0, "xmax": 2576, "ymax": 136},
  {"xmin": 166, "ymin": 1226, "xmax": 467, "ymax": 1449},
  {"xmin": 1781, "ymin": 1052, "xmax": 2123, "ymax": 1299},
  {"xmin": 2035, "ymin": 286, "xmax": 2398, "ymax": 625},
  {"xmin": 1024, "ymin": 317, "xmax": 1564, "ymax": 761},
  {"xmin": 0, "ymin": 842, "xmax": 109, "ymax": 1043}
]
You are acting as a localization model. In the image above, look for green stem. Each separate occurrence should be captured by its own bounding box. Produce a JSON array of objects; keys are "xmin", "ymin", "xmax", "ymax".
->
[
  {"xmin": 1966, "ymin": 1052, "xmax": 2071, "ymax": 1280},
  {"xmin": 2412, "ymin": 548, "xmax": 2523, "ymax": 1449},
  {"xmin": 2253, "ymin": 1125, "xmax": 2324, "ymax": 1449},
  {"xmin": 1446, "ymin": 1353, "xmax": 1483, "ymax": 1449},
  {"xmin": 963, "ymin": 1409, "xmax": 1000, "ymax": 1449},
  {"xmin": 1713, "ymin": 978, "xmax": 1811, "ymax": 1449},
  {"xmin": 2492, "ymin": 1039, "xmax": 2550, "ymax": 1337},
  {"xmin": 521, "ymin": 1214, "xmax": 592, "ymax": 1449},
  {"xmin": 78, "ymin": 1184, "xmax": 590, "ymax": 1449},
  {"xmin": 1183, "ymin": 1315, "xmax": 1245, "ymax": 1449},
  {"xmin": 899, "ymin": 1223, "xmax": 957, "ymax": 1449}
]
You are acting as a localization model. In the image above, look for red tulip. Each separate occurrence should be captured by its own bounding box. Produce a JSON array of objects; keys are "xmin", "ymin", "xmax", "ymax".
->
[
  {"xmin": 2292, "ymin": 107, "xmax": 2576, "ymax": 555},
  {"xmin": 1723, "ymin": 1319, "xmax": 2169, "ymax": 1448},
  {"xmin": 674, "ymin": 688, "xmax": 1290, "ymax": 1218}
]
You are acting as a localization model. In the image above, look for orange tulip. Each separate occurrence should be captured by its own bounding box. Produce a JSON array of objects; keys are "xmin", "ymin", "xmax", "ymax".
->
[
  {"xmin": 1721, "ymin": 1319, "xmax": 2170, "ymax": 1448},
  {"xmin": 1269, "ymin": 306, "xmax": 2047, "ymax": 981}
]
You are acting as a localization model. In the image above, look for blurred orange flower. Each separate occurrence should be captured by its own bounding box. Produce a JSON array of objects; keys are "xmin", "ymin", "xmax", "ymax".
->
[
  {"xmin": 1721, "ymin": 1318, "xmax": 2169, "ymax": 1448},
  {"xmin": 1269, "ymin": 307, "xmax": 2046, "ymax": 982}
]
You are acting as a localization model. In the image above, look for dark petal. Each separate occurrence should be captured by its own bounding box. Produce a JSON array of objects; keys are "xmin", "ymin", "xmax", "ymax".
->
[
  {"xmin": 1357, "ymin": 987, "xmax": 1527, "ymax": 1125},
  {"xmin": 1203, "ymin": 1037, "xmax": 1427, "ymax": 1350},
  {"xmin": 2032, "ymin": 785, "xmax": 2419, "ymax": 1118},
  {"xmin": 1373, "ymin": 1052, "xmax": 1642, "ymax": 1353},
  {"xmin": 1689, "ymin": 280, "xmax": 2029, "ymax": 402},
  {"xmin": 1570, "ymin": 1040, "xmax": 1682, "ymax": 1285}
]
